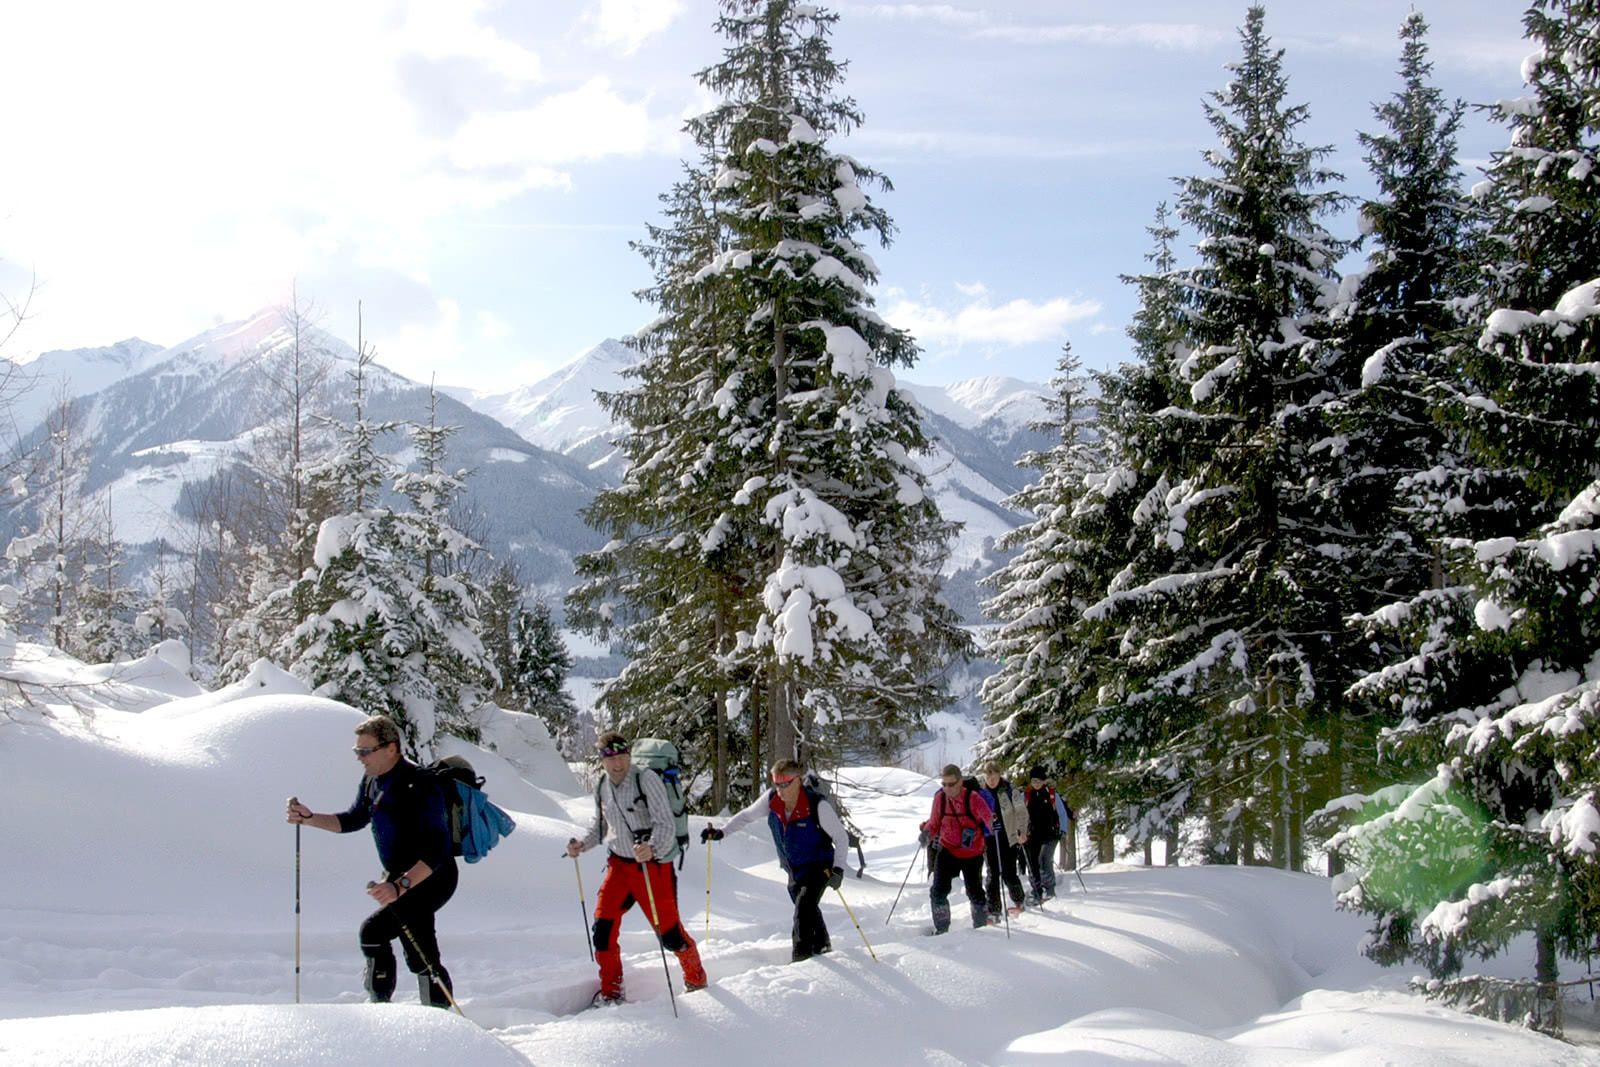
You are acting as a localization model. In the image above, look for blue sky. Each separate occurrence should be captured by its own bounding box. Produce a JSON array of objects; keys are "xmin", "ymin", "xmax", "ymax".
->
[{"xmin": 1, "ymin": 1, "xmax": 1527, "ymax": 390}]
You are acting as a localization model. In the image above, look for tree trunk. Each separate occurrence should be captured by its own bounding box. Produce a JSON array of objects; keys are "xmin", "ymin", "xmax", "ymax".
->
[
  {"xmin": 1534, "ymin": 925, "xmax": 1562, "ymax": 1036},
  {"xmin": 1165, "ymin": 828, "xmax": 1179, "ymax": 866}
]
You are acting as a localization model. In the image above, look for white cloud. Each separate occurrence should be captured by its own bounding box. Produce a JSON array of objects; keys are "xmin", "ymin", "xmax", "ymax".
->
[
  {"xmin": 448, "ymin": 77, "xmax": 664, "ymax": 169},
  {"xmin": 886, "ymin": 289, "xmax": 1102, "ymax": 347},
  {"xmin": 374, "ymin": 298, "xmax": 466, "ymax": 384},
  {"xmin": 842, "ymin": 4, "xmax": 988, "ymax": 26},
  {"xmin": 859, "ymin": 128, "xmax": 1157, "ymax": 160},
  {"xmin": 976, "ymin": 21, "xmax": 1228, "ymax": 50},
  {"xmin": 476, "ymin": 310, "xmax": 512, "ymax": 341},
  {"xmin": 394, "ymin": 0, "xmax": 545, "ymax": 82},
  {"xmin": 587, "ymin": 0, "xmax": 685, "ymax": 55}
]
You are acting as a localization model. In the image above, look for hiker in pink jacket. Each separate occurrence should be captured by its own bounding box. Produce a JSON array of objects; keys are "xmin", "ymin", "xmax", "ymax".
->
[{"xmin": 918, "ymin": 764, "xmax": 994, "ymax": 933}]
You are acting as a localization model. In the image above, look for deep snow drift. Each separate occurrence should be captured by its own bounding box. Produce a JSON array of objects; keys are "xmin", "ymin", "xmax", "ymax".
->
[{"xmin": 0, "ymin": 640, "xmax": 1593, "ymax": 1065}]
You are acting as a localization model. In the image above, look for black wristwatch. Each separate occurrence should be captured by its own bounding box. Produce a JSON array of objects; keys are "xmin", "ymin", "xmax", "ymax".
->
[{"xmin": 393, "ymin": 876, "xmax": 411, "ymax": 894}]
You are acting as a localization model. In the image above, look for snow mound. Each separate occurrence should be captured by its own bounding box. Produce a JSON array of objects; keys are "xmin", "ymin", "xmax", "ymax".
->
[{"xmin": 0, "ymin": 1003, "xmax": 524, "ymax": 1066}]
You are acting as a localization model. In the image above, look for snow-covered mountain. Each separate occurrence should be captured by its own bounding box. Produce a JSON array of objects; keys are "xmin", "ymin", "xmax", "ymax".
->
[
  {"xmin": 448, "ymin": 339, "xmax": 1058, "ymax": 574},
  {"xmin": 5, "ymin": 320, "xmax": 1059, "ymax": 633},
  {"xmin": 2, "ymin": 311, "xmax": 612, "ymax": 596},
  {"xmin": 444, "ymin": 338, "xmax": 637, "ymax": 470}
]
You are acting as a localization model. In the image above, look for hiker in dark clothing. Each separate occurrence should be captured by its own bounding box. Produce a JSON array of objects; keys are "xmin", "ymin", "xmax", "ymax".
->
[
  {"xmin": 703, "ymin": 758, "xmax": 850, "ymax": 961},
  {"xmin": 919, "ymin": 763, "xmax": 994, "ymax": 933},
  {"xmin": 286, "ymin": 714, "xmax": 459, "ymax": 1007},
  {"xmin": 976, "ymin": 762, "xmax": 1029, "ymax": 920},
  {"xmin": 1021, "ymin": 764, "xmax": 1062, "ymax": 905}
]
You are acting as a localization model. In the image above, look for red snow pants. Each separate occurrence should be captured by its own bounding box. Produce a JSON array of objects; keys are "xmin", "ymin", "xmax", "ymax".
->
[{"xmin": 591, "ymin": 852, "xmax": 706, "ymax": 998}]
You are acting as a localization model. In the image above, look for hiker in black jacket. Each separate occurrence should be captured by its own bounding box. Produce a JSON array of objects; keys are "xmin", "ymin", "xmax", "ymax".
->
[
  {"xmin": 286, "ymin": 714, "xmax": 458, "ymax": 1007},
  {"xmin": 1021, "ymin": 765, "xmax": 1062, "ymax": 905}
]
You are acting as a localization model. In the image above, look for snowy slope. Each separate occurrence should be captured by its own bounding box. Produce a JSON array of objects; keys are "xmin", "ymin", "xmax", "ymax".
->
[{"xmin": 0, "ymin": 641, "xmax": 1590, "ymax": 1066}]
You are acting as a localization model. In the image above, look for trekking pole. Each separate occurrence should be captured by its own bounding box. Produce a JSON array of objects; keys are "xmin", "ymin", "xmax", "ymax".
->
[
  {"xmin": 991, "ymin": 836, "xmax": 1010, "ymax": 941},
  {"xmin": 633, "ymin": 833, "xmax": 679, "ymax": 1019},
  {"xmin": 563, "ymin": 851, "xmax": 595, "ymax": 962},
  {"xmin": 704, "ymin": 836, "xmax": 713, "ymax": 943},
  {"xmin": 884, "ymin": 842, "xmax": 921, "ymax": 925},
  {"xmin": 832, "ymin": 885, "xmax": 877, "ymax": 962},
  {"xmin": 290, "ymin": 796, "xmax": 301, "ymax": 1003},
  {"xmin": 367, "ymin": 882, "xmax": 465, "ymax": 1017}
]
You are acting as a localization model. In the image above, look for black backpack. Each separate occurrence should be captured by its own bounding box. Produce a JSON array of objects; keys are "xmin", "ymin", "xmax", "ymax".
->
[{"xmin": 803, "ymin": 771, "xmax": 862, "ymax": 848}]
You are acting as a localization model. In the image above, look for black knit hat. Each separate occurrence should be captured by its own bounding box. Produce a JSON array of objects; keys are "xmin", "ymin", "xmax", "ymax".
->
[{"xmin": 1028, "ymin": 764, "xmax": 1047, "ymax": 782}]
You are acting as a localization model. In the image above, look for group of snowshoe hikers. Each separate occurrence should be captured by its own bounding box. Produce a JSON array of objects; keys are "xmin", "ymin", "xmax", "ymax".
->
[{"xmin": 286, "ymin": 720, "xmax": 1072, "ymax": 1008}]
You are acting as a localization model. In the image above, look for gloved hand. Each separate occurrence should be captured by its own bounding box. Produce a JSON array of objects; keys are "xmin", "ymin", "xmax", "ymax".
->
[
  {"xmin": 827, "ymin": 867, "xmax": 844, "ymax": 890},
  {"xmin": 917, "ymin": 829, "xmax": 929, "ymax": 847},
  {"xmin": 700, "ymin": 825, "xmax": 724, "ymax": 843}
]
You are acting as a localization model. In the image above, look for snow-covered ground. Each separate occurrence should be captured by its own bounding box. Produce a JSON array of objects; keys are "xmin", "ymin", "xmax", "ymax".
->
[{"xmin": 1, "ymin": 639, "xmax": 1594, "ymax": 1066}]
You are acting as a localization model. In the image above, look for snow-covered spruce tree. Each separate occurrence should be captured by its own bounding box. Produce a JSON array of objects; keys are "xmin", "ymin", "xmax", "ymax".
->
[
  {"xmin": 512, "ymin": 599, "xmax": 581, "ymax": 758},
  {"xmin": 73, "ymin": 494, "xmax": 138, "ymax": 663},
  {"xmin": 1308, "ymin": 13, "xmax": 1491, "ymax": 868},
  {"xmin": 977, "ymin": 339, "xmax": 1148, "ymax": 859},
  {"xmin": 1074, "ymin": 207, "xmax": 1197, "ymax": 863},
  {"xmin": 976, "ymin": 342, "xmax": 1100, "ymax": 766},
  {"xmin": 569, "ymin": 167, "xmax": 767, "ymax": 805},
  {"xmin": 1084, "ymin": 7, "xmax": 1356, "ymax": 868},
  {"xmin": 133, "ymin": 546, "xmax": 189, "ymax": 654},
  {"xmin": 261, "ymin": 329, "xmax": 484, "ymax": 755},
  {"xmin": 479, "ymin": 561, "xmax": 523, "ymax": 708},
  {"xmin": 390, "ymin": 384, "xmax": 497, "ymax": 740},
  {"xmin": 1335, "ymin": 0, "xmax": 1600, "ymax": 1035},
  {"xmin": 573, "ymin": 0, "xmax": 968, "ymax": 794},
  {"xmin": 6, "ymin": 394, "xmax": 96, "ymax": 651}
]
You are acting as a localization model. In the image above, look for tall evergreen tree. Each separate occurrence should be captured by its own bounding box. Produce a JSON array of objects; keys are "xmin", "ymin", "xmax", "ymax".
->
[
  {"xmin": 1338, "ymin": 0, "xmax": 1600, "ymax": 1035},
  {"xmin": 1310, "ymin": 12, "xmax": 1487, "ymax": 867},
  {"xmin": 1082, "ymin": 6, "xmax": 1353, "ymax": 868},
  {"xmin": 571, "ymin": 0, "xmax": 969, "ymax": 801},
  {"xmin": 392, "ymin": 384, "xmax": 497, "ymax": 738}
]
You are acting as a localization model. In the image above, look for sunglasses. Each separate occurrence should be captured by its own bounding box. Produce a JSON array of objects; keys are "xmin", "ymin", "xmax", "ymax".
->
[
  {"xmin": 941, "ymin": 779, "xmax": 961, "ymax": 787},
  {"xmin": 352, "ymin": 743, "xmax": 390, "ymax": 757},
  {"xmin": 772, "ymin": 773, "xmax": 800, "ymax": 786},
  {"xmin": 599, "ymin": 746, "xmax": 630, "ymax": 758}
]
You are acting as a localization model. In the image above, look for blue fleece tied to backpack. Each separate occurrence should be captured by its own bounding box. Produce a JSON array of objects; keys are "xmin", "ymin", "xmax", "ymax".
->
[{"xmin": 458, "ymin": 785, "xmax": 516, "ymax": 862}]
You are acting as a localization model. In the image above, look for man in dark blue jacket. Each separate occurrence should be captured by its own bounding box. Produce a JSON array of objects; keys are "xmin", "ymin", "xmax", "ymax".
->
[
  {"xmin": 286, "ymin": 714, "xmax": 458, "ymax": 1007},
  {"xmin": 702, "ymin": 759, "xmax": 850, "ymax": 961}
]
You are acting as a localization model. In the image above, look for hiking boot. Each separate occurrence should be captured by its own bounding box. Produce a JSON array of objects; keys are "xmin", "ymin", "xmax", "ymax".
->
[
  {"xmin": 363, "ymin": 957, "xmax": 396, "ymax": 1003},
  {"xmin": 418, "ymin": 969, "xmax": 454, "ymax": 1009},
  {"xmin": 684, "ymin": 977, "xmax": 708, "ymax": 992},
  {"xmin": 1007, "ymin": 905, "xmax": 1025, "ymax": 917}
]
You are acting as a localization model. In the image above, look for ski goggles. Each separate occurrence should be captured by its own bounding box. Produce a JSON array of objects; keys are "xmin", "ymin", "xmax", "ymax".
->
[{"xmin": 598, "ymin": 743, "xmax": 631, "ymax": 758}]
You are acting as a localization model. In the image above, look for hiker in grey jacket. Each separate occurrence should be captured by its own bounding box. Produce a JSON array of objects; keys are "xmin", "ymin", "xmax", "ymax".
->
[
  {"xmin": 565, "ymin": 732, "xmax": 706, "ymax": 1003},
  {"xmin": 977, "ymin": 762, "xmax": 1029, "ymax": 920}
]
